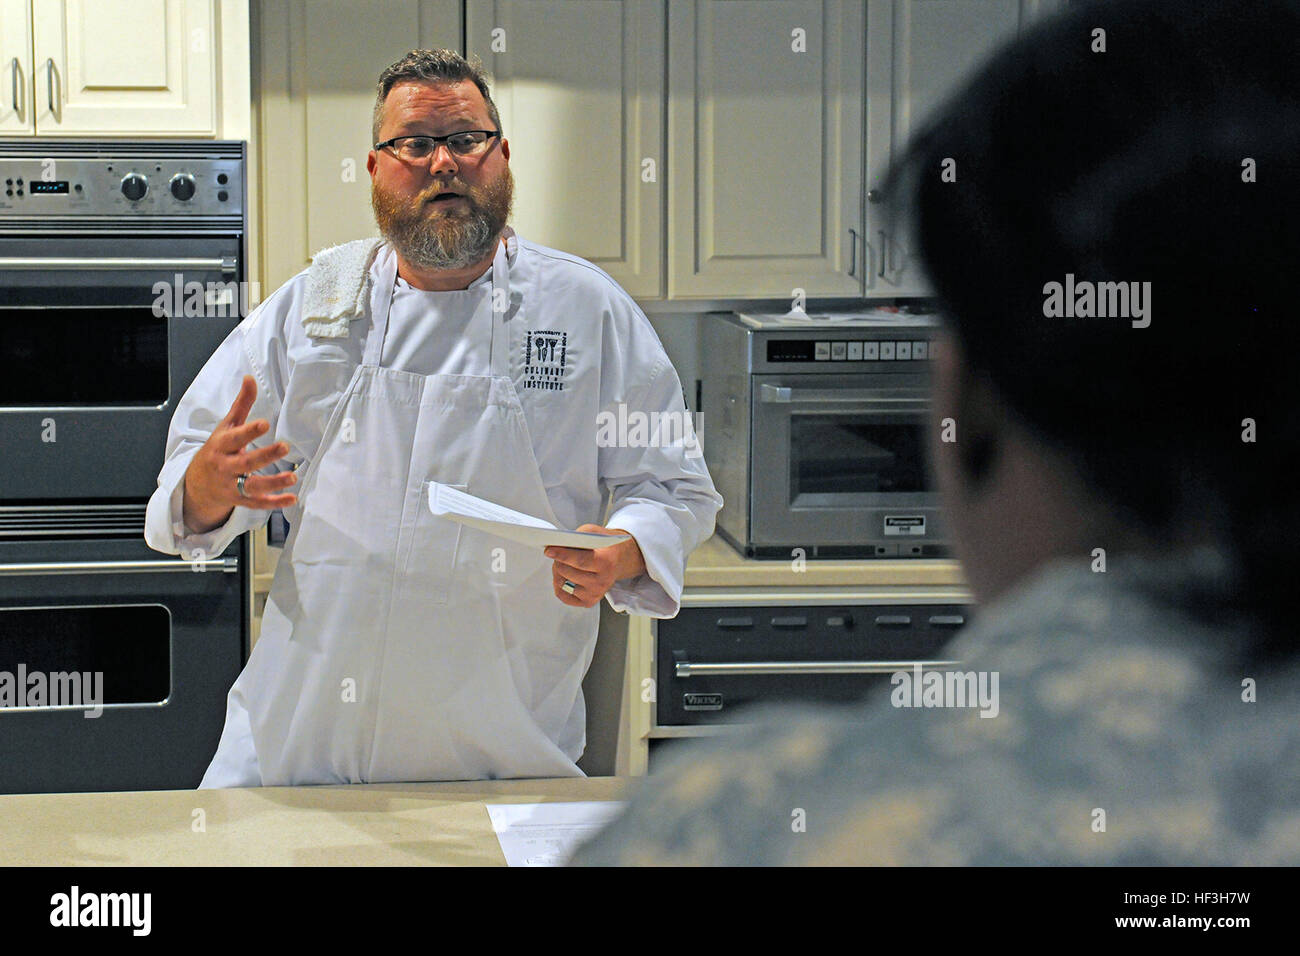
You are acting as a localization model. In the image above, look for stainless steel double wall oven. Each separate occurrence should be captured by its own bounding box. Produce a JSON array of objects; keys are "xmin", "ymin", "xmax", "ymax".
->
[{"xmin": 0, "ymin": 140, "xmax": 247, "ymax": 793}]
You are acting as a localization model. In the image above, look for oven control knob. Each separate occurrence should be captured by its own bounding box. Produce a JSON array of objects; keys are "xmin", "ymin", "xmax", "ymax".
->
[
  {"xmin": 120, "ymin": 173, "xmax": 148, "ymax": 201},
  {"xmin": 169, "ymin": 173, "xmax": 196, "ymax": 201}
]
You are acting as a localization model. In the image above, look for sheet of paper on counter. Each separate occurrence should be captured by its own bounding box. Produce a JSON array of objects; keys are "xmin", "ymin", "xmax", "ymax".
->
[
  {"xmin": 426, "ymin": 481, "xmax": 631, "ymax": 551},
  {"xmin": 486, "ymin": 801, "xmax": 629, "ymax": 867}
]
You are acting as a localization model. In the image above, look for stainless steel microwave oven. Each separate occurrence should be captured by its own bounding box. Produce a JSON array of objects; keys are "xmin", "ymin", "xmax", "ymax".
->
[{"xmin": 701, "ymin": 311, "xmax": 948, "ymax": 559}]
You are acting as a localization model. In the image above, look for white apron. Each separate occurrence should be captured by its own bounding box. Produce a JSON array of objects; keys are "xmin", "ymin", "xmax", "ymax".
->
[{"xmin": 200, "ymin": 240, "xmax": 595, "ymax": 787}]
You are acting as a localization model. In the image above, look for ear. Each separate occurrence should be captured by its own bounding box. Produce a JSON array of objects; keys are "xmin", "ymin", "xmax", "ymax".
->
[
  {"xmin": 500, "ymin": 136, "xmax": 510, "ymax": 162},
  {"xmin": 366, "ymin": 150, "xmax": 378, "ymax": 178}
]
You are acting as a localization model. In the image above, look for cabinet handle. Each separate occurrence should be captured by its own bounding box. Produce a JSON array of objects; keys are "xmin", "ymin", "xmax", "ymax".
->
[
  {"xmin": 877, "ymin": 230, "xmax": 887, "ymax": 278},
  {"xmin": 10, "ymin": 58, "xmax": 18, "ymax": 115},
  {"xmin": 848, "ymin": 227, "xmax": 859, "ymax": 277},
  {"xmin": 45, "ymin": 57, "xmax": 56, "ymax": 118}
]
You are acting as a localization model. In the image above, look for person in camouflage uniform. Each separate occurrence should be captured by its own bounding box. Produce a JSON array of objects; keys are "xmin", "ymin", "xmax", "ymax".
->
[{"xmin": 572, "ymin": 0, "xmax": 1300, "ymax": 866}]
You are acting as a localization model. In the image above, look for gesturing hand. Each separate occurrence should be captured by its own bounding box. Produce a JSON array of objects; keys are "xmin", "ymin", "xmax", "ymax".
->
[
  {"xmin": 547, "ymin": 526, "xmax": 646, "ymax": 608},
  {"xmin": 182, "ymin": 374, "xmax": 298, "ymax": 534}
]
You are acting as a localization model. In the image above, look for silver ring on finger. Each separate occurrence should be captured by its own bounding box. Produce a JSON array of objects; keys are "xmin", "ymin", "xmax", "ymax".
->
[
  {"xmin": 561, "ymin": 579, "xmax": 578, "ymax": 596},
  {"xmin": 236, "ymin": 473, "xmax": 250, "ymax": 498}
]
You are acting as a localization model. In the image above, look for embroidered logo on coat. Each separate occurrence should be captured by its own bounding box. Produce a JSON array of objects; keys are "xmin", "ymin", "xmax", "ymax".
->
[{"xmin": 523, "ymin": 330, "xmax": 568, "ymax": 391}]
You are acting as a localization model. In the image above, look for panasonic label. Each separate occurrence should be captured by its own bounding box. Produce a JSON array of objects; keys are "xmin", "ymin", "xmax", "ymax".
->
[{"xmin": 884, "ymin": 515, "xmax": 926, "ymax": 536}]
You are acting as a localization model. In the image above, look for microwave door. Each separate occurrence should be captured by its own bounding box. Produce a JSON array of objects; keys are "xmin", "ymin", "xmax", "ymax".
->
[{"xmin": 749, "ymin": 378, "xmax": 937, "ymax": 548}]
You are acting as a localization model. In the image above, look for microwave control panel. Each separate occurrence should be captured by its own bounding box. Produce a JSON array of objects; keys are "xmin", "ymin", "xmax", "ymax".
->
[{"xmin": 767, "ymin": 337, "xmax": 931, "ymax": 364}]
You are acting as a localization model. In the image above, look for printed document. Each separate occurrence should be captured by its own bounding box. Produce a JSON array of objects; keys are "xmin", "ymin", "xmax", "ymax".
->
[
  {"xmin": 486, "ymin": 801, "xmax": 628, "ymax": 867},
  {"xmin": 426, "ymin": 482, "xmax": 630, "ymax": 551}
]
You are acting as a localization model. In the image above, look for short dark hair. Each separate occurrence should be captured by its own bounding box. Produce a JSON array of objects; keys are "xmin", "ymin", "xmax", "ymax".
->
[
  {"xmin": 890, "ymin": 0, "xmax": 1300, "ymax": 656},
  {"xmin": 373, "ymin": 49, "xmax": 503, "ymax": 143}
]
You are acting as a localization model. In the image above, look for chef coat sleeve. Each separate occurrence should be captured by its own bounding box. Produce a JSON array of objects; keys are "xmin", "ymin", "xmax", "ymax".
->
[
  {"xmin": 600, "ymin": 322, "xmax": 723, "ymax": 619},
  {"xmin": 144, "ymin": 283, "xmax": 295, "ymax": 561}
]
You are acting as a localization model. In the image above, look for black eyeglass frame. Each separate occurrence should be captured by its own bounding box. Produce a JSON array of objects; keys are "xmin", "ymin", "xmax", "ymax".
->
[{"xmin": 373, "ymin": 130, "xmax": 502, "ymax": 157}]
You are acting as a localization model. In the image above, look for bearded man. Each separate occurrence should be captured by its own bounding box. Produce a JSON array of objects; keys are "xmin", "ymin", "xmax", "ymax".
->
[{"xmin": 145, "ymin": 50, "xmax": 721, "ymax": 788}]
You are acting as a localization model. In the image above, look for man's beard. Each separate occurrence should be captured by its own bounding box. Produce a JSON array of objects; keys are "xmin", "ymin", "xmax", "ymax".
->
[{"xmin": 372, "ymin": 166, "xmax": 514, "ymax": 271}]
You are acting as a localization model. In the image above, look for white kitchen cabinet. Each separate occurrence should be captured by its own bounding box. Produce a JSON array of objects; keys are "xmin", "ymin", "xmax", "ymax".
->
[
  {"xmin": 250, "ymin": 0, "xmax": 1070, "ymax": 305},
  {"xmin": 864, "ymin": 0, "xmax": 1047, "ymax": 296},
  {"xmin": 467, "ymin": 0, "xmax": 664, "ymax": 299},
  {"xmin": 0, "ymin": 0, "xmax": 34, "ymax": 134},
  {"xmin": 669, "ymin": 0, "xmax": 865, "ymax": 299},
  {"xmin": 30, "ymin": 0, "xmax": 218, "ymax": 135},
  {"xmin": 0, "ymin": 0, "xmax": 249, "ymax": 137}
]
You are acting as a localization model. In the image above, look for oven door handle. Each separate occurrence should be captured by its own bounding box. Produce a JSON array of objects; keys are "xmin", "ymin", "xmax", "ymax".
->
[
  {"xmin": 675, "ymin": 659, "xmax": 962, "ymax": 677},
  {"xmin": 759, "ymin": 384, "xmax": 928, "ymax": 410},
  {"xmin": 0, "ymin": 558, "xmax": 239, "ymax": 576},
  {"xmin": 0, "ymin": 256, "xmax": 237, "ymax": 275}
]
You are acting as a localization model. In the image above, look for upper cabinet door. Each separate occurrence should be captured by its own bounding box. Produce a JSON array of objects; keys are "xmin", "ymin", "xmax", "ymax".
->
[
  {"xmin": 865, "ymin": 0, "xmax": 1023, "ymax": 296},
  {"xmin": 0, "ymin": 0, "xmax": 34, "ymax": 135},
  {"xmin": 32, "ymin": 0, "xmax": 216, "ymax": 135},
  {"xmin": 467, "ymin": 0, "xmax": 664, "ymax": 299},
  {"xmin": 669, "ymin": 0, "xmax": 864, "ymax": 299}
]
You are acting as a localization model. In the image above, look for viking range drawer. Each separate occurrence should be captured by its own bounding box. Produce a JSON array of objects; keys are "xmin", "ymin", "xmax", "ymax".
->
[{"xmin": 654, "ymin": 598, "xmax": 969, "ymax": 726}]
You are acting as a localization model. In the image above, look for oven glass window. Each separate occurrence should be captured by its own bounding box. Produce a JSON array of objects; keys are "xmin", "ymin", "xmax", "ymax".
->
[
  {"xmin": 790, "ymin": 415, "xmax": 927, "ymax": 498},
  {"xmin": 0, "ymin": 308, "xmax": 168, "ymax": 406},
  {"xmin": 0, "ymin": 605, "xmax": 171, "ymax": 705}
]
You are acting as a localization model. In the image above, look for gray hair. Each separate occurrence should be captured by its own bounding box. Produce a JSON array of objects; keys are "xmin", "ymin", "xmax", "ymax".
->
[{"xmin": 372, "ymin": 49, "xmax": 503, "ymax": 143}]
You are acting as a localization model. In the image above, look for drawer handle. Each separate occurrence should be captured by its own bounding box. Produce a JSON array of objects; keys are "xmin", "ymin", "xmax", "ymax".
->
[
  {"xmin": 675, "ymin": 659, "xmax": 962, "ymax": 678},
  {"xmin": 929, "ymin": 615, "xmax": 966, "ymax": 628},
  {"xmin": 716, "ymin": 616, "xmax": 754, "ymax": 629},
  {"xmin": 875, "ymin": 615, "xmax": 912, "ymax": 627}
]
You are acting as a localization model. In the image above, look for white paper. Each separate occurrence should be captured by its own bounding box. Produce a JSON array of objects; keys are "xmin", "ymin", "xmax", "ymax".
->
[
  {"xmin": 426, "ymin": 482, "xmax": 631, "ymax": 550},
  {"xmin": 486, "ymin": 801, "xmax": 628, "ymax": 867}
]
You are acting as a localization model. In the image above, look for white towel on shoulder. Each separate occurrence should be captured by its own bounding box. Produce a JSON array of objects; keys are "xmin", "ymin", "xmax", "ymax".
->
[{"xmin": 301, "ymin": 237, "xmax": 385, "ymax": 338}]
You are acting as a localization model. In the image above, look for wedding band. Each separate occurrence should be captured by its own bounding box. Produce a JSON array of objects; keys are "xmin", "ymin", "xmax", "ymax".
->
[
  {"xmin": 236, "ymin": 473, "xmax": 250, "ymax": 498},
  {"xmin": 561, "ymin": 580, "xmax": 577, "ymax": 596}
]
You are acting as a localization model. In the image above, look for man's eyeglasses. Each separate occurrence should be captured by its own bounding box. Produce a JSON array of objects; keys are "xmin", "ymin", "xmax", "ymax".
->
[{"xmin": 373, "ymin": 130, "xmax": 501, "ymax": 162}]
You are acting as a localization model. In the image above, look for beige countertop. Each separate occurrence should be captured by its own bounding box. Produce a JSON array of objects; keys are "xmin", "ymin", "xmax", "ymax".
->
[
  {"xmin": 683, "ymin": 534, "xmax": 968, "ymax": 590},
  {"xmin": 0, "ymin": 776, "xmax": 632, "ymax": 866}
]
